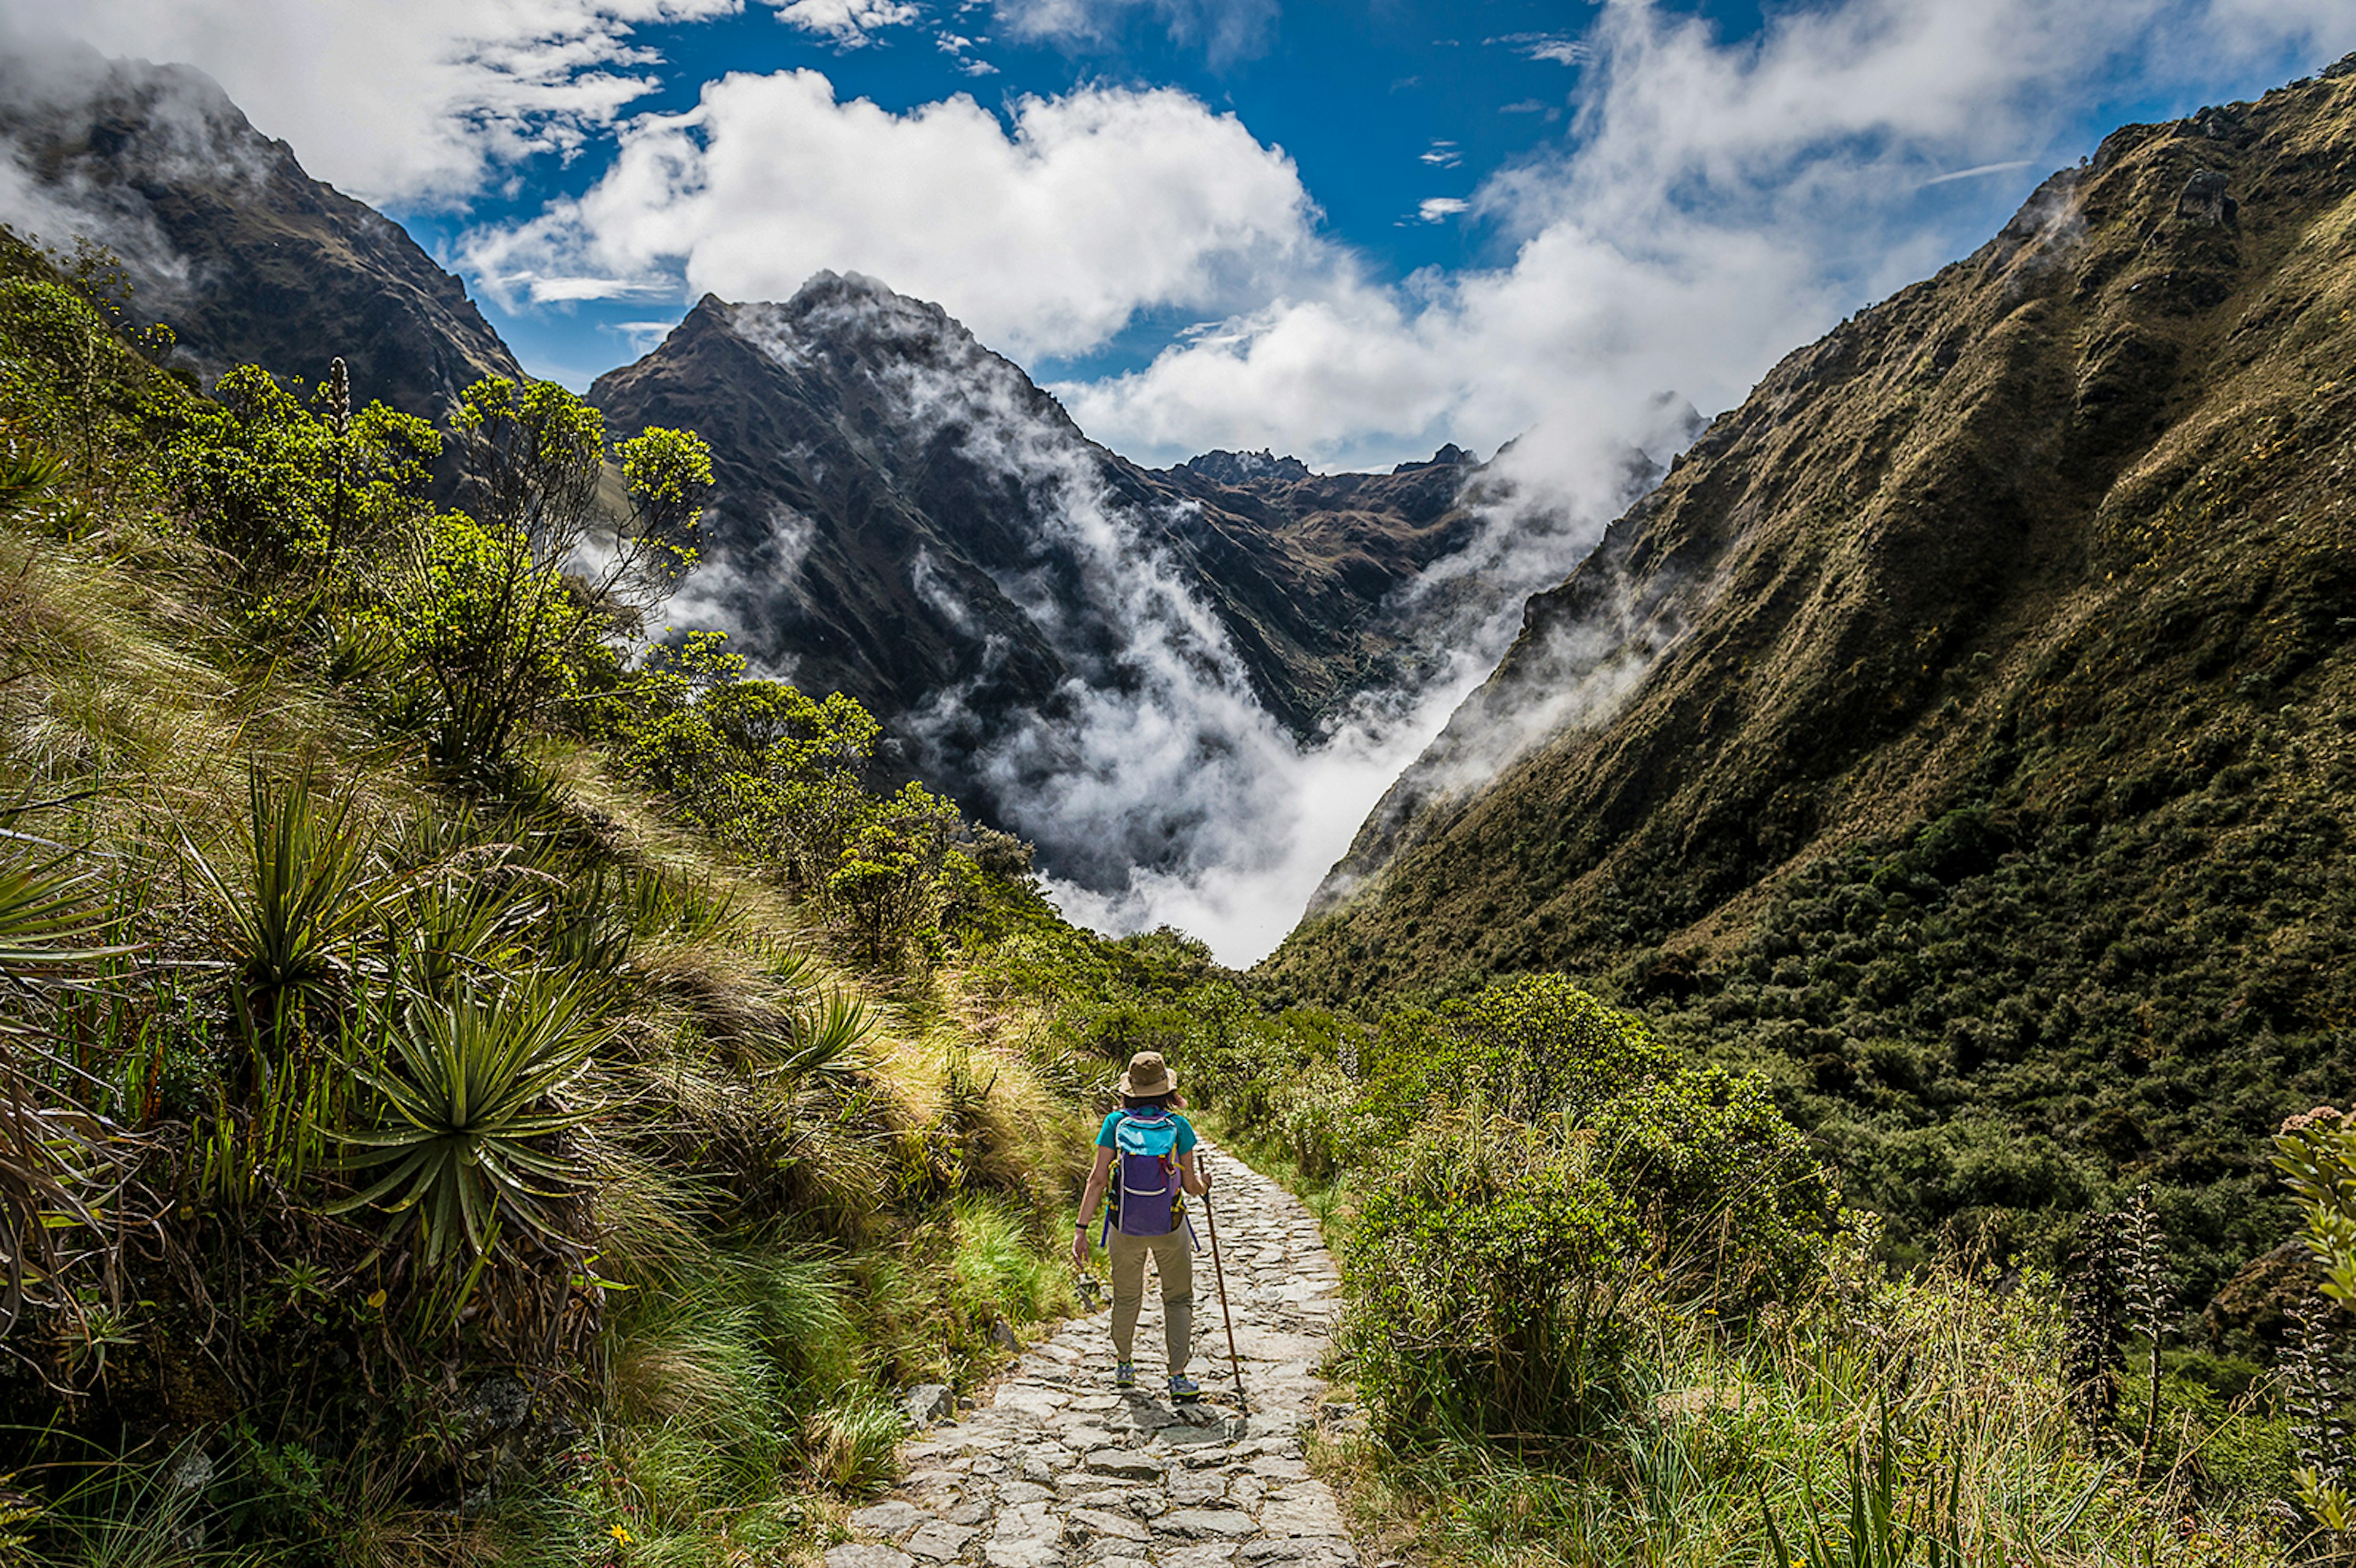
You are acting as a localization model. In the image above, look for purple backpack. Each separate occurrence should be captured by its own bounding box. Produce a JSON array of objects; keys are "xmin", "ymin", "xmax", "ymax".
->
[{"xmin": 1111, "ymin": 1110, "xmax": 1182, "ymax": 1237}]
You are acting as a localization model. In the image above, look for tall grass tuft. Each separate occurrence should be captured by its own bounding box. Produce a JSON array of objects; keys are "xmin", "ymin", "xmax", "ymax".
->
[
  {"xmin": 951, "ymin": 1193, "xmax": 1074, "ymax": 1329},
  {"xmin": 804, "ymin": 1391, "xmax": 904, "ymax": 1494}
]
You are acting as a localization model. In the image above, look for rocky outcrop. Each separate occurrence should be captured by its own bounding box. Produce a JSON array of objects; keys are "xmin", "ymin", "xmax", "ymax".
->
[
  {"xmin": 1390, "ymin": 444, "xmax": 1473, "ymax": 474},
  {"xmin": 1177, "ymin": 450, "xmax": 1313, "ymax": 485},
  {"xmin": 0, "ymin": 46, "xmax": 521, "ymax": 417}
]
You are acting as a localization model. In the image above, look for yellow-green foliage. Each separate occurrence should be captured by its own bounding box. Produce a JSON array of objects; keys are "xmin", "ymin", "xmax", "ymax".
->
[
  {"xmin": 0, "ymin": 228, "xmax": 1094, "ymax": 1567},
  {"xmin": 1325, "ymin": 1248, "xmax": 2288, "ymax": 1568}
]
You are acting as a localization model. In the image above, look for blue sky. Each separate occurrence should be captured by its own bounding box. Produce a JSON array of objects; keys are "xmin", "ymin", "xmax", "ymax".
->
[
  {"xmin": 401, "ymin": 0, "xmax": 1634, "ymax": 388},
  {"xmin": 378, "ymin": 0, "xmax": 2353, "ymax": 468},
  {"xmin": 25, "ymin": 0, "xmax": 2356, "ymax": 470}
]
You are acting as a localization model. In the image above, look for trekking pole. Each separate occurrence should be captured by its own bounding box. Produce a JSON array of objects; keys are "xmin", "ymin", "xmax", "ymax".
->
[{"xmin": 1201, "ymin": 1156, "xmax": 1247, "ymax": 1413}]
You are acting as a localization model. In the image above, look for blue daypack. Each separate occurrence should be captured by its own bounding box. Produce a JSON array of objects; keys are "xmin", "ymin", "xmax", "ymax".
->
[{"xmin": 1110, "ymin": 1110, "xmax": 1183, "ymax": 1237}]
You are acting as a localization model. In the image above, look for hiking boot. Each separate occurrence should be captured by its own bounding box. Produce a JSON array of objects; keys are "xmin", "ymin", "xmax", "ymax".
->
[
  {"xmin": 1168, "ymin": 1374, "xmax": 1201, "ymax": 1402},
  {"xmin": 1114, "ymin": 1361, "xmax": 1136, "ymax": 1388}
]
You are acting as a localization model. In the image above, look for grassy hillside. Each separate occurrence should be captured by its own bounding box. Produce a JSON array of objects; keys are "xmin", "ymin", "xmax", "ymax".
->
[
  {"xmin": 1266, "ymin": 62, "xmax": 2356, "ymax": 1294},
  {"xmin": 0, "ymin": 224, "xmax": 1130, "ymax": 1564}
]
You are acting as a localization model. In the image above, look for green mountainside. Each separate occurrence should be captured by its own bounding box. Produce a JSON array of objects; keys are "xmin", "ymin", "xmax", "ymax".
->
[{"xmin": 1267, "ymin": 63, "xmax": 2356, "ymax": 1286}]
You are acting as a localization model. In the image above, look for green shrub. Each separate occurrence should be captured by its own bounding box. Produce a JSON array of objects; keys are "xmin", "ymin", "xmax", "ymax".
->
[
  {"xmin": 1582, "ymin": 1064, "xmax": 1834, "ymax": 1303},
  {"xmin": 1344, "ymin": 1107, "xmax": 1644, "ymax": 1448},
  {"xmin": 1338, "ymin": 975, "xmax": 1835, "ymax": 1450}
]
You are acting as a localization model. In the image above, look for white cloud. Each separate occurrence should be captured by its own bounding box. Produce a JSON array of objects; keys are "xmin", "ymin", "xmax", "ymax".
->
[
  {"xmin": 774, "ymin": 0, "xmax": 920, "ymax": 45},
  {"xmin": 1490, "ymin": 31, "xmax": 1588, "ymax": 66},
  {"xmin": 460, "ymin": 72, "xmax": 1323, "ymax": 357},
  {"xmin": 934, "ymin": 29, "xmax": 1000, "ymax": 73},
  {"xmin": 990, "ymin": 0, "xmax": 1275, "ymax": 61},
  {"xmin": 1057, "ymin": 0, "xmax": 2356, "ymax": 477},
  {"xmin": 1920, "ymin": 158, "xmax": 2037, "ymax": 186},
  {"xmin": 0, "ymin": 0, "xmax": 745, "ymax": 207},
  {"xmin": 1417, "ymin": 196, "xmax": 1468, "ymax": 221}
]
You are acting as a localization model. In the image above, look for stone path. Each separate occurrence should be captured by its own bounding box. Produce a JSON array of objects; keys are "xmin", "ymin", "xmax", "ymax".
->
[{"xmin": 828, "ymin": 1139, "xmax": 1357, "ymax": 1568}]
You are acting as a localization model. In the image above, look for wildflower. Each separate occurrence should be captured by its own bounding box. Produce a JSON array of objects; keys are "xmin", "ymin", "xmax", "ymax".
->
[{"xmin": 610, "ymin": 1523, "xmax": 634, "ymax": 1545}]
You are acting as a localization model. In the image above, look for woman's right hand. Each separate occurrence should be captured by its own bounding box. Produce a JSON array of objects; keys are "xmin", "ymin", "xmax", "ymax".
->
[{"xmin": 1070, "ymin": 1226, "xmax": 1089, "ymax": 1270}]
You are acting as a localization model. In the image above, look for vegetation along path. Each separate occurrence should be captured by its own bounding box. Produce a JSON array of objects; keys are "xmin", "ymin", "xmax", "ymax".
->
[{"xmin": 828, "ymin": 1139, "xmax": 1357, "ymax": 1568}]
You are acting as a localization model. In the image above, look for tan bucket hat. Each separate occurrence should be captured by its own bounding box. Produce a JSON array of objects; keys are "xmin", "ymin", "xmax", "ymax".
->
[{"xmin": 1117, "ymin": 1051, "xmax": 1177, "ymax": 1097}]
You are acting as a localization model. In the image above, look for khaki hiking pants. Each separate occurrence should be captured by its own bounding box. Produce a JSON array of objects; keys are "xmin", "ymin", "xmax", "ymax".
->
[{"xmin": 1107, "ymin": 1226, "xmax": 1193, "ymax": 1375}]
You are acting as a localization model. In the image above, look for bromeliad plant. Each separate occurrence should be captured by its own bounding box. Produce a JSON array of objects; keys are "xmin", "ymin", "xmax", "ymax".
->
[
  {"xmin": 328, "ymin": 974, "xmax": 608, "ymax": 1279},
  {"xmin": 185, "ymin": 763, "xmax": 412, "ymax": 1199},
  {"xmin": 188, "ymin": 763, "xmax": 398, "ymax": 1055}
]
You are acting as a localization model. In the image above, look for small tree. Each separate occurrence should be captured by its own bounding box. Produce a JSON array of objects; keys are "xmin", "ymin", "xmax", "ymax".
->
[
  {"xmin": 607, "ymin": 631, "xmax": 883, "ymax": 877},
  {"xmin": 394, "ymin": 378, "xmax": 712, "ymax": 771},
  {"xmin": 828, "ymin": 782, "xmax": 961, "ymax": 966},
  {"xmin": 167, "ymin": 363, "xmax": 437, "ymax": 590}
]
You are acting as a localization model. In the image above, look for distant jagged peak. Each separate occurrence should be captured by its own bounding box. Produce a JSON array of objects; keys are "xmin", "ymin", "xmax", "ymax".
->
[
  {"xmin": 688, "ymin": 272, "xmax": 1088, "ymax": 454},
  {"xmin": 1390, "ymin": 442, "xmax": 1477, "ymax": 475},
  {"xmin": 655, "ymin": 273, "xmax": 1093, "ymax": 475},
  {"xmin": 1176, "ymin": 449, "xmax": 1312, "ymax": 485}
]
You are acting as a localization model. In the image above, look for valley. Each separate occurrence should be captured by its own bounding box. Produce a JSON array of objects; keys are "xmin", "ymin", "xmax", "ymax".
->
[{"xmin": 0, "ymin": 29, "xmax": 2352, "ymax": 1568}]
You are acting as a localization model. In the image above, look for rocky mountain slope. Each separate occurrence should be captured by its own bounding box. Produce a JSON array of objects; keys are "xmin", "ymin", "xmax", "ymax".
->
[
  {"xmin": 588, "ymin": 277, "xmax": 1497, "ymax": 877},
  {"xmin": 0, "ymin": 46, "xmax": 520, "ymax": 416},
  {"xmin": 1266, "ymin": 60, "xmax": 2356, "ymax": 1286}
]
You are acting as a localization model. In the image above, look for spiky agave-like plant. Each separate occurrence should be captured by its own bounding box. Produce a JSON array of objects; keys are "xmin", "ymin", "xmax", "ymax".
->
[
  {"xmin": 0, "ymin": 437, "xmax": 65, "ymax": 517},
  {"xmin": 328, "ymin": 974, "xmax": 608, "ymax": 1274},
  {"xmin": 779, "ymin": 986, "xmax": 873, "ymax": 1083},
  {"xmin": 186, "ymin": 762, "xmax": 395, "ymax": 1048}
]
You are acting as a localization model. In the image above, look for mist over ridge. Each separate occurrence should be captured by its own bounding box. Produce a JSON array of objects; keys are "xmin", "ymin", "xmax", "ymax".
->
[
  {"xmin": 0, "ymin": 37, "xmax": 1695, "ymax": 967},
  {"xmin": 590, "ymin": 271, "xmax": 1694, "ymax": 963}
]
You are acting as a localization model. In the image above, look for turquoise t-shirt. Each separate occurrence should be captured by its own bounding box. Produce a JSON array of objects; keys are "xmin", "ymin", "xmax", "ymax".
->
[{"xmin": 1098, "ymin": 1110, "xmax": 1197, "ymax": 1154}]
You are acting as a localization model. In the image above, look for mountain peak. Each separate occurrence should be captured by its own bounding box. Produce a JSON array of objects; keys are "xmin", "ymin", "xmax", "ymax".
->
[
  {"xmin": 1176, "ymin": 449, "xmax": 1313, "ymax": 485},
  {"xmin": 0, "ymin": 45, "xmax": 519, "ymax": 417},
  {"xmin": 1391, "ymin": 443, "xmax": 1475, "ymax": 475}
]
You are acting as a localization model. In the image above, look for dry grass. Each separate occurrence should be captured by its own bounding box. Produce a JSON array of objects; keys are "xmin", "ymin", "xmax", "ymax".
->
[{"xmin": 1315, "ymin": 1255, "xmax": 2291, "ymax": 1568}]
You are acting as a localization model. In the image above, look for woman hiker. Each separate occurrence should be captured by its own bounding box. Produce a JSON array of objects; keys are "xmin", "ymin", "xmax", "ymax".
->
[{"xmin": 1070, "ymin": 1051, "xmax": 1212, "ymax": 1399}]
